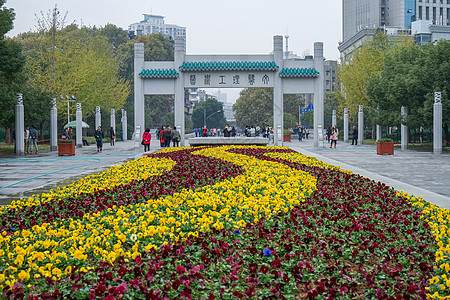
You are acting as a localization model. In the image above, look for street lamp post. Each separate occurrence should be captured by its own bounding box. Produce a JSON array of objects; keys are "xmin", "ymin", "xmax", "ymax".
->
[
  {"xmin": 204, "ymin": 109, "xmax": 221, "ymax": 127},
  {"xmin": 61, "ymin": 95, "xmax": 76, "ymax": 124}
]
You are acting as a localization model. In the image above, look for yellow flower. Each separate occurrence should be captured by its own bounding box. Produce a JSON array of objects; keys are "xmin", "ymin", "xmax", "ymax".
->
[
  {"xmin": 64, "ymin": 266, "xmax": 72, "ymax": 275},
  {"xmin": 73, "ymin": 250, "xmax": 86, "ymax": 260},
  {"xmin": 18, "ymin": 270, "xmax": 30, "ymax": 281}
]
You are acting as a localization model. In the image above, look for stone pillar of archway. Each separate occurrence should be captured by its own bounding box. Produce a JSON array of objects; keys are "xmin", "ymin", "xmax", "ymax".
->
[
  {"xmin": 313, "ymin": 42, "xmax": 324, "ymax": 147},
  {"xmin": 134, "ymin": 43, "xmax": 145, "ymax": 144},
  {"xmin": 273, "ymin": 36, "xmax": 284, "ymax": 146},
  {"xmin": 174, "ymin": 37, "xmax": 186, "ymax": 146}
]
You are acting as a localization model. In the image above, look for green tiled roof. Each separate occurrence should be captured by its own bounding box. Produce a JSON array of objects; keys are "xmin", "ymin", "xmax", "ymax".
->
[
  {"xmin": 179, "ymin": 61, "xmax": 279, "ymax": 71},
  {"xmin": 139, "ymin": 69, "xmax": 179, "ymax": 78},
  {"xmin": 279, "ymin": 68, "xmax": 319, "ymax": 78}
]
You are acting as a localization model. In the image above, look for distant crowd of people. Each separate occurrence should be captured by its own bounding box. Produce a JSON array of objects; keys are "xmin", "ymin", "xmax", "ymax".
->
[{"xmin": 193, "ymin": 124, "xmax": 274, "ymax": 138}]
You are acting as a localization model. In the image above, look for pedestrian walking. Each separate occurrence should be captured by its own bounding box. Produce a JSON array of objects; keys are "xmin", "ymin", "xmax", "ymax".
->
[
  {"xmin": 163, "ymin": 125, "xmax": 172, "ymax": 147},
  {"xmin": 95, "ymin": 126, "xmax": 103, "ymax": 152},
  {"xmin": 305, "ymin": 128, "xmax": 309, "ymax": 139},
  {"xmin": 159, "ymin": 126, "xmax": 165, "ymax": 147},
  {"xmin": 223, "ymin": 124, "xmax": 231, "ymax": 137},
  {"xmin": 142, "ymin": 128, "xmax": 151, "ymax": 152},
  {"xmin": 29, "ymin": 125, "xmax": 38, "ymax": 154},
  {"xmin": 326, "ymin": 126, "xmax": 331, "ymax": 143},
  {"xmin": 24, "ymin": 125, "xmax": 30, "ymax": 154},
  {"xmin": 110, "ymin": 127, "xmax": 116, "ymax": 146},
  {"xmin": 351, "ymin": 126, "xmax": 358, "ymax": 145},
  {"xmin": 172, "ymin": 126, "xmax": 180, "ymax": 147},
  {"xmin": 330, "ymin": 125, "xmax": 339, "ymax": 149},
  {"xmin": 231, "ymin": 126, "xmax": 236, "ymax": 137}
]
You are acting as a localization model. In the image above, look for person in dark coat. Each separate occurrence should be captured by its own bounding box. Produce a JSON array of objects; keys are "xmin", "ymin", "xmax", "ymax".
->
[
  {"xmin": 351, "ymin": 126, "xmax": 358, "ymax": 145},
  {"xmin": 95, "ymin": 126, "xmax": 104, "ymax": 152},
  {"xmin": 110, "ymin": 127, "xmax": 116, "ymax": 146},
  {"xmin": 223, "ymin": 124, "xmax": 231, "ymax": 137},
  {"xmin": 163, "ymin": 125, "xmax": 172, "ymax": 147}
]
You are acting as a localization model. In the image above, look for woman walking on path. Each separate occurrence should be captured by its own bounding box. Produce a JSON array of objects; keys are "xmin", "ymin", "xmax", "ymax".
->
[
  {"xmin": 159, "ymin": 126, "xmax": 165, "ymax": 148},
  {"xmin": 172, "ymin": 126, "xmax": 180, "ymax": 147},
  {"xmin": 95, "ymin": 126, "xmax": 104, "ymax": 152},
  {"xmin": 142, "ymin": 128, "xmax": 151, "ymax": 152},
  {"xmin": 330, "ymin": 125, "xmax": 339, "ymax": 149},
  {"xmin": 110, "ymin": 127, "xmax": 116, "ymax": 146}
]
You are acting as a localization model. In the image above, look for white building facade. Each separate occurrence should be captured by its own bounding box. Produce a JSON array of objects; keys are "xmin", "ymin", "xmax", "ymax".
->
[
  {"xmin": 128, "ymin": 14, "xmax": 186, "ymax": 40},
  {"xmin": 340, "ymin": 0, "xmax": 450, "ymax": 54}
]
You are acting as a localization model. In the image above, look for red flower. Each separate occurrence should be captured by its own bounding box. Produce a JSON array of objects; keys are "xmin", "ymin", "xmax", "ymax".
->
[
  {"xmin": 176, "ymin": 265, "xmax": 186, "ymax": 274},
  {"xmin": 271, "ymin": 259, "xmax": 281, "ymax": 269},
  {"xmin": 118, "ymin": 267, "xmax": 127, "ymax": 278},
  {"xmin": 260, "ymin": 265, "xmax": 269, "ymax": 274},
  {"xmin": 249, "ymin": 263, "xmax": 258, "ymax": 274}
]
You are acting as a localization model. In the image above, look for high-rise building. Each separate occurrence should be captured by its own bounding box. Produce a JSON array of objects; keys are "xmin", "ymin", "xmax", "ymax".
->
[
  {"xmin": 128, "ymin": 14, "xmax": 186, "ymax": 40},
  {"xmin": 340, "ymin": 0, "xmax": 450, "ymax": 55},
  {"xmin": 324, "ymin": 60, "xmax": 338, "ymax": 94}
]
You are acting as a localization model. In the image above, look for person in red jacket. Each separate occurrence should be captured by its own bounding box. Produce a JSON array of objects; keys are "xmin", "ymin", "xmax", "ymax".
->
[{"xmin": 142, "ymin": 128, "xmax": 151, "ymax": 152}]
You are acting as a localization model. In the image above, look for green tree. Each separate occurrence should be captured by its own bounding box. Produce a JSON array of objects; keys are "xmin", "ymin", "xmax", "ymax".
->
[
  {"xmin": 19, "ymin": 6, "xmax": 129, "ymax": 121},
  {"xmin": 367, "ymin": 39, "xmax": 450, "ymax": 129},
  {"xmin": 0, "ymin": 0, "xmax": 25, "ymax": 142},
  {"xmin": 324, "ymin": 92, "xmax": 339, "ymax": 128},
  {"xmin": 337, "ymin": 31, "xmax": 414, "ymax": 121},
  {"xmin": 233, "ymin": 88, "xmax": 303, "ymax": 128},
  {"xmin": 192, "ymin": 98, "xmax": 226, "ymax": 129},
  {"xmin": 99, "ymin": 23, "xmax": 128, "ymax": 49},
  {"xmin": 117, "ymin": 34, "xmax": 174, "ymax": 129}
]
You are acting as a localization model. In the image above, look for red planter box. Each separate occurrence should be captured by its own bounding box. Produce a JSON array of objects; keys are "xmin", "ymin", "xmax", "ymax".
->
[
  {"xmin": 58, "ymin": 142, "xmax": 75, "ymax": 156},
  {"xmin": 377, "ymin": 142, "xmax": 394, "ymax": 155},
  {"xmin": 283, "ymin": 135, "xmax": 291, "ymax": 142}
]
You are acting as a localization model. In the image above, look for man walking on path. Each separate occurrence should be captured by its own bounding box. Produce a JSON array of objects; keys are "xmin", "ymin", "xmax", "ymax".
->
[
  {"xmin": 24, "ymin": 125, "xmax": 30, "ymax": 154},
  {"xmin": 30, "ymin": 126, "xmax": 38, "ymax": 154},
  {"xmin": 95, "ymin": 126, "xmax": 104, "ymax": 152},
  {"xmin": 351, "ymin": 126, "xmax": 358, "ymax": 145}
]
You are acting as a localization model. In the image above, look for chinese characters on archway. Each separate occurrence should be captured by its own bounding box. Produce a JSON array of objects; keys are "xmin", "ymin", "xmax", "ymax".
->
[{"xmin": 185, "ymin": 73, "xmax": 273, "ymax": 88}]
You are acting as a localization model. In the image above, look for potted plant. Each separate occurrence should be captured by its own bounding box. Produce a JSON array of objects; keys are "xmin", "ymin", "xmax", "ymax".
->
[
  {"xmin": 58, "ymin": 139, "xmax": 75, "ymax": 156},
  {"xmin": 283, "ymin": 129, "xmax": 292, "ymax": 142},
  {"xmin": 376, "ymin": 138, "xmax": 394, "ymax": 155}
]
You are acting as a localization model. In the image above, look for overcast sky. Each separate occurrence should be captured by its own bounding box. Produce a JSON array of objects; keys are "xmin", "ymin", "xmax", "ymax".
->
[{"xmin": 5, "ymin": 0, "xmax": 342, "ymax": 102}]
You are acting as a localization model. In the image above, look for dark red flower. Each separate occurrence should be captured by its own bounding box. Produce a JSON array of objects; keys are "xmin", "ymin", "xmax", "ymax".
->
[
  {"xmin": 260, "ymin": 265, "xmax": 269, "ymax": 274},
  {"xmin": 271, "ymin": 259, "xmax": 281, "ymax": 269},
  {"xmin": 176, "ymin": 265, "xmax": 186, "ymax": 274}
]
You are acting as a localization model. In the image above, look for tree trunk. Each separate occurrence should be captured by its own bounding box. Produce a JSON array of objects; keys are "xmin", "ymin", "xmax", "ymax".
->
[
  {"xmin": 5, "ymin": 128, "xmax": 11, "ymax": 144},
  {"xmin": 371, "ymin": 123, "xmax": 376, "ymax": 140}
]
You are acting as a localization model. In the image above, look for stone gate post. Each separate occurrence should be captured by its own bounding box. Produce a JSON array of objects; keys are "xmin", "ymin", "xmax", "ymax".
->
[
  {"xmin": 15, "ymin": 93, "xmax": 25, "ymax": 156},
  {"xmin": 434, "ymin": 92, "xmax": 442, "ymax": 155},
  {"xmin": 358, "ymin": 105, "xmax": 364, "ymax": 145},
  {"xmin": 273, "ymin": 35, "xmax": 284, "ymax": 146},
  {"xmin": 174, "ymin": 36, "xmax": 186, "ymax": 146},
  {"xmin": 134, "ymin": 43, "xmax": 145, "ymax": 142},
  {"xmin": 313, "ymin": 42, "xmax": 324, "ymax": 147},
  {"xmin": 76, "ymin": 103, "xmax": 82, "ymax": 148},
  {"xmin": 343, "ymin": 108, "xmax": 348, "ymax": 143},
  {"xmin": 50, "ymin": 98, "xmax": 57, "ymax": 151},
  {"xmin": 401, "ymin": 106, "xmax": 408, "ymax": 150}
]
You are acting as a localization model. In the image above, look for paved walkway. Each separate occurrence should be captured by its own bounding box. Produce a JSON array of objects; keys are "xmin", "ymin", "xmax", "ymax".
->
[
  {"xmin": 287, "ymin": 137, "xmax": 450, "ymax": 209},
  {"xmin": 1, "ymin": 135, "xmax": 449, "ymax": 210},
  {"xmin": 0, "ymin": 139, "xmax": 156, "ymax": 206}
]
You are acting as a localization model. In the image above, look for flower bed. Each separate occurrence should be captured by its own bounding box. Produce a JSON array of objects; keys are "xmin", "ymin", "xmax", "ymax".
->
[{"xmin": 0, "ymin": 146, "xmax": 447, "ymax": 299}]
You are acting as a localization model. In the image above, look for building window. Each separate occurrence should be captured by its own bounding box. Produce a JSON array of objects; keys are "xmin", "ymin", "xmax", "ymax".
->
[
  {"xmin": 426, "ymin": 6, "xmax": 430, "ymax": 20},
  {"xmin": 419, "ymin": 6, "xmax": 423, "ymax": 19},
  {"xmin": 433, "ymin": 7, "xmax": 437, "ymax": 21},
  {"xmin": 448, "ymin": 8, "xmax": 450, "ymax": 24}
]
